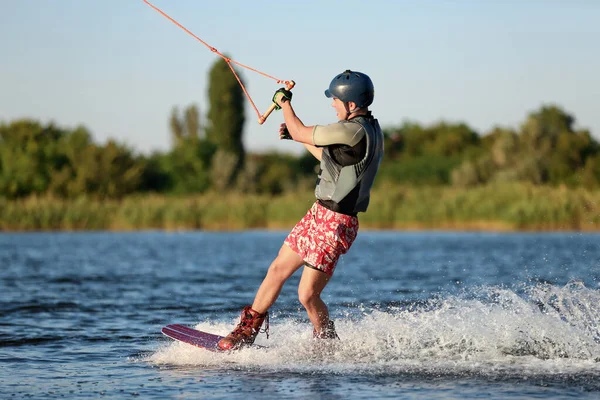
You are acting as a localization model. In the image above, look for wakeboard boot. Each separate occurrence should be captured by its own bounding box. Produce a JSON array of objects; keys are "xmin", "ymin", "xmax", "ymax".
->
[
  {"xmin": 313, "ymin": 320, "xmax": 340, "ymax": 340},
  {"xmin": 218, "ymin": 305, "xmax": 269, "ymax": 350}
]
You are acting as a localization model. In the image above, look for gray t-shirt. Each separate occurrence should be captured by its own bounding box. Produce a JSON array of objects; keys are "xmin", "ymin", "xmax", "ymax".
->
[{"xmin": 312, "ymin": 121, "xmax": 366, "ymax": 147}]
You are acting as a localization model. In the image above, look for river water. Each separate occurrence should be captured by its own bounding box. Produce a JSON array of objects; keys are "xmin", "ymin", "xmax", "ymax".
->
[{"xmin": 1, "ymin": 231, "xmax": 600, "ymax": 399}]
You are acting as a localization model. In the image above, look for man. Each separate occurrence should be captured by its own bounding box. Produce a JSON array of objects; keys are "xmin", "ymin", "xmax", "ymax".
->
[{"xmin": 218, "ymin": 70, "xmax": 384, "ymax": 350}]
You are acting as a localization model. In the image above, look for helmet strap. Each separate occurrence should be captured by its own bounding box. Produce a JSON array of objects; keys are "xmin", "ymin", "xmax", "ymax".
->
[
  {"xmin": 343, "ymin": 102, "xmax": 351, "ymax": 120},
  {"xmin": 343, "ymin": 102, "xmax": 364, "ymax": 120}
]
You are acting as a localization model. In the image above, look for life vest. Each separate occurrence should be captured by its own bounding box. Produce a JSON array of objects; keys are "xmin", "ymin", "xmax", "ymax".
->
[{"xmin": 315, "ymin": 114, "xmax": 384, "ymax": 215}]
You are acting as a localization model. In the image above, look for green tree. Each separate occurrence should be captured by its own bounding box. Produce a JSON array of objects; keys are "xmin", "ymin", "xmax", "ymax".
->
[
  {"xmin": 93, "ymin": 140, "xmax": 144, "ymax": 198},
  {"xmin": 170, "ymin": 104, "xmax": 202, "ymax": 147},
  {"xmin": 236, "ymin": 152, "xmax": 315, "ymax": 195},
  {"xmin": 166, "ymin": 103, "xmax": 214, "ymax": 194},
  {"xmin": 380, "ymin": 121, "xmax": 481, "ymax": 185},
  {"xmin": 136, "ymin": 152, "xmax": 173, "ymax": 193},
  {"xmin": 424, "ymin": 122, "xmax": 480, "ymax": 157},
  {"xmin": 185, "ymin": 104, "xmax": 201, "ymax": 142},
  {"xmin": 48, "ymin": 126, "xmax": 95, "ymax": 197},
  {"xmin": 170, "ymin": 106, "xmax": 185, "ymax": 146},
  {"xmin": 205, "ymin": 57, "xmax": 246, "ymax": 190},
  {"xmin": 167, "ymin": 142, "xmax": 214, "ymax": 194},
  {"xmin": 0, "ymin": 120, "xmax": 68, "ymax": 198},
  {"xmin": 50, "ymin": 133, "xmax": 143, "ymax": 199},
  {"xmin": 451, "ymin": 105, "xmax": 599, "ymax": 187}
]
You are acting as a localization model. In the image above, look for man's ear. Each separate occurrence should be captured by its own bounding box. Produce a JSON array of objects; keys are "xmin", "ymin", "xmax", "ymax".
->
[{"xmin": 348, "ymin": 101, "xmax": 358, "ymax": 112}]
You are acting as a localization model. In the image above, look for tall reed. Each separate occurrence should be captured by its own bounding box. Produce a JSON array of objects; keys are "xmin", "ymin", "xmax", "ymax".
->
[{"xmin": 1, "ymin": 184, "xmax": 598, "ymax": 231}]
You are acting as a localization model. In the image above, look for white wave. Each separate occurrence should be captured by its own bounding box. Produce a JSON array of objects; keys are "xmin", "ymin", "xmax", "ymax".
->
[{"xmin": 149, "ymin": 282, "xmax": 600, "ymax": 376}]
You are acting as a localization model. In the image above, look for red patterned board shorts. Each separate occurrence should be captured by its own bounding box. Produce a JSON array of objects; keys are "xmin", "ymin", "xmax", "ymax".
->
[{"xmin": 284, "ymin": 201, "xmax": 359, "ymax": 276}]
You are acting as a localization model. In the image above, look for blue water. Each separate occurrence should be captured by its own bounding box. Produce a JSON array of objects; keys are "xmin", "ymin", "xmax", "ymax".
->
[{"xmin": 1, "ymin": 231, "xmax": 600, "ymax": 399}]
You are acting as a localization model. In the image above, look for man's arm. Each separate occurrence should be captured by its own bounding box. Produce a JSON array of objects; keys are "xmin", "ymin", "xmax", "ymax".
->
[
  {"xmin": 279, "ymin": 101, "xmax": 315, "ymax": 145},
  {"xmin": 279, "ymin": 122, "xmax": 322, "ymax": 160},
  {"xmin": 302, "ymin": 143, "xmax": 323, "ymax": 161},
  {"xmin": 273, "ymin": 93, "xmax": 323, "ymax": 160}
]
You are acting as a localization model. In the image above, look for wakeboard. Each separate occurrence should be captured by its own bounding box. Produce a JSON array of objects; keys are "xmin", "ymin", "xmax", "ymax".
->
[
  {"xmin": 161, "ymin": 324, "xmax": 225, "ymax": 352},
  {"xmin": 161, "ymin": 324, "xmax": 266, "ymax": 352}
]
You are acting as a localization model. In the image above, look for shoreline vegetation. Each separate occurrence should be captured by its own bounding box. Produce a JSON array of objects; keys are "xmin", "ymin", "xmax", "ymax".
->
[
  {"xmin": 2, "ymin": 100, "xmax": 600, "ymax": 233},
  {"xmin": 2, "ymin": 183, "xmax": 599, "ymax": 232}
]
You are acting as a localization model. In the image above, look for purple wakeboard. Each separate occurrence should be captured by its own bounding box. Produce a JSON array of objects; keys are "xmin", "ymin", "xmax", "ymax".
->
[{"xmin": 161, "ymin": 324, "xmax": 225, "ymax": 352}]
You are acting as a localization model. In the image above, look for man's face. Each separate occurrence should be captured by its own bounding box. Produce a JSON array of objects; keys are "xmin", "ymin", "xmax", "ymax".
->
[{"xmin": 331, "ymin": 98, "xmax": 351, "ymax": 120}]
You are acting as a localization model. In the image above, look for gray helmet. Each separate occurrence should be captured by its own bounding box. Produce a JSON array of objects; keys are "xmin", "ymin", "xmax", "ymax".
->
[{"xmin": 324, "ymin": 70, "xmax": 374, "ymax": 109}]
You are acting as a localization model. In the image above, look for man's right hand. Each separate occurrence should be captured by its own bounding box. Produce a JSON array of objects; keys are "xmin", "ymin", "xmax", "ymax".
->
[{"xmin": 273, "ymin": 88, "xmax": 293, "ymax": 109}]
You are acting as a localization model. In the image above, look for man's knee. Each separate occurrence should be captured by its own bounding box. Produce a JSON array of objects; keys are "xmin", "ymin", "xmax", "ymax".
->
[
  {"xmin": 266, "ymin": 259, "xmax": 284, "ymax": 280},
  {"xmin": 298, "ymin": 286, "xmax": 319, "ymax": 308},
  {"xmin": 267, "ymin": 255, "xmax": 296, "ymax": 283}
]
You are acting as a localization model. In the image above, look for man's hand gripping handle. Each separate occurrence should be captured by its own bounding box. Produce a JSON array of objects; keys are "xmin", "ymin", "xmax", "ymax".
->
[{"xmin": 258, "ymin": 81, "xmax": 296, "ymax": 125}]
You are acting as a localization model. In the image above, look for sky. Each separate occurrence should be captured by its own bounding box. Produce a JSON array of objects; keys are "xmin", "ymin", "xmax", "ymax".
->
[{"xmin": 1, "ymin": 0, "xmax": 598, "ymax": 155}]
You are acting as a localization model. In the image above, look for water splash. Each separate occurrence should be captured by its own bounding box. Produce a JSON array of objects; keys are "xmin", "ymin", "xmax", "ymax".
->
[{"xmin": 149, "ymin": 282, "xmax": 600, "ymax": 377}]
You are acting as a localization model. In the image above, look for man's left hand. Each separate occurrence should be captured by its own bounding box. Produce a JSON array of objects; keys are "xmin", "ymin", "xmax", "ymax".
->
[{"xmin": 279, "ymin": 123, "xmax": 292, "ymax": 140}]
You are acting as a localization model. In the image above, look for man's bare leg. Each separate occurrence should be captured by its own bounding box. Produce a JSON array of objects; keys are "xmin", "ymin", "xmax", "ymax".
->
[
  {"xmin": 297, "ymin": 266, "xmax": 332, "ymax": 333},
  {"xmin": 251, "ymin": 244, "xmax": 305, "ymax": 313},
  {"xmin": 218, "ymin": 244, "xmax": 306, "ymax": 350}
]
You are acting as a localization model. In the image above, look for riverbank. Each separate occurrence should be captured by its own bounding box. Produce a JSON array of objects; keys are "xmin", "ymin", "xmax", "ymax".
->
[{"xmin": 1, "ymin": 183, "xmax": 599, "ymax": 232}]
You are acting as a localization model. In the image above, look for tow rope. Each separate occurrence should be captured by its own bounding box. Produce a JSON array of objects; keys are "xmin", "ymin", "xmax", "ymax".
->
[{"xmin": 142, "ymin": 0, "xmax": 294, "ymax": 124}]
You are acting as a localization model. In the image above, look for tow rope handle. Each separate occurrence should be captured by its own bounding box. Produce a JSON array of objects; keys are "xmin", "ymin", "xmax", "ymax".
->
[{"xmin": 258, "ymin": 81, "xmax": 296, "ymax": 125}]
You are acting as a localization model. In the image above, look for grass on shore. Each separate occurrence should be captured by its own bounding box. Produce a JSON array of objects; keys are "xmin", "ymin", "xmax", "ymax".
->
[{"xmin": 1, "ymin": 183, "xmax": 599, "ymax": 232}]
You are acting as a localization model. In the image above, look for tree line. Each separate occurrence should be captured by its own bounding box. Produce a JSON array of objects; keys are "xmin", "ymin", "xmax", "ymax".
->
[
  {"xmin": 381, "ymin": 106, "xmax": 600, "ymax": 189},
  {"xmin": 1, "ymin": 58, "xmax": 599, "ymax": 200}
]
